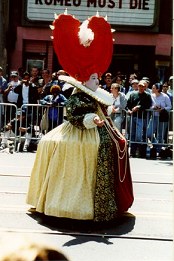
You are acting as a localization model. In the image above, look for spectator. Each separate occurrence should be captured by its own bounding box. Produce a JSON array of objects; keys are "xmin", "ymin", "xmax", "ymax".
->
[
  {"xmin": 101, "ymin": 72, "xmax": 113, "ymax": 92},
  {"xmin": 0, "ymin": 67, "xmax": 7, "ymax": 129},
  {"xmin": 142, "ymin": 76, "xmax": 151, "ymax": 93},
  {"xmin": 107, "ymin": 83, "xmax": 127, "ymax": 132},
  {"xmin": 147, "ymin": 83, "xmax": 172, "ymax": 158},
  {"xmin": 57, "ymin": 70, "xmax": 74, "ymax": 98},
  {"xmin": 112, "ymin": 75, "xmax": 125, "ymax": 93},
  {"xmin": 4, "ymin": 71, "xmax": 20, "ymax": 105},
  {"xmin": 0, "ymin": 109, "xmax": 35, "ymax": 152},
  {"xmin": 40, "ymin": 85, "xmax": 67, "ymax": 131},
  {"xmin": 168, "ymin": 76, "xmax": 173, "ymax": 97},
  {"xmin": 127, "ymin": 80, "xmax": 152, "ymax": 158},
  {"xmin": 125, "ymin": 73, "xmax": 138, "ymax": 93},
  {"xmin": 162, "ymin": 81, "xmax": 173, "ymax": 107},
  {"xmin": 12, "ymin": 72, "xmax": 39, "ymax": 131},
  {"xmin": 29, "ymin": 67, "xmax": 41, "ymax": 88},
  {"xmin": 0, "ymin": 67, "xmax": 7, "ymax": 101},
  {"xmin": 40, "ymin": 71, "xmax": 60, "ymax": 98},
  {"xmin": 38, "ymin": 68, "xmax": 51, "ymax": 98},
  {"xmin": 17, "ymin": 67, "xmax": 24, "ymax": 80},
  {"xmin": 125, "ymin": 79, "xmax": 139, "ymax": 99},
  {"xmin": 57, "ymin": 69, "xmax": 67, "ymax": 87},
  {"xmin": 3, "ymin": 71, "xmax": 21, "ymax": 121},
  {"xmin": 13, "ymin": 72, "xmax": 39, "ymax": 108}
]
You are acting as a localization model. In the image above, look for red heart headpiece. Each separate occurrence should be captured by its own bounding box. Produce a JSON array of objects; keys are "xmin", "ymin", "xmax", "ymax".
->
[{"xmin": 52, "ymin": 14, "xmax": 113, "ymax": 82}]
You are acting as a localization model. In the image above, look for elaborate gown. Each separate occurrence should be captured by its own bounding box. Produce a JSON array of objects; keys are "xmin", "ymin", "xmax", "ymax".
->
[{"xmin": 26, "ymin": 91, "xmax": 134, "ymax": 222}]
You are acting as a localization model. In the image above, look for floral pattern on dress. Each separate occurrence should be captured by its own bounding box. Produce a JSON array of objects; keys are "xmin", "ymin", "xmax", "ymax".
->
[
  {"xmin": 94, "ymin": 126, "xmax": 117, "ymax": 222},
  {"xmin": 66, "ymin": 92, "xmax": 118, "ymax": 222},
  {"xmin": 66, "ymin": 92, "xmax": 97, "ymax": 130}
]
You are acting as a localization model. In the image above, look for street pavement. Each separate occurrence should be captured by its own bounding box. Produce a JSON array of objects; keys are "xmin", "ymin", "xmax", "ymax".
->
[{"xmin": 0, "ymin": 150, "xmax": 173, "ymax": 261}]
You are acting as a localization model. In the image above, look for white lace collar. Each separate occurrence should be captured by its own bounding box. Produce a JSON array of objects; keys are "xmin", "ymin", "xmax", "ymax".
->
[{"xmin": 59, "ymin": 75, "xmax": 113, "ymax": 106}]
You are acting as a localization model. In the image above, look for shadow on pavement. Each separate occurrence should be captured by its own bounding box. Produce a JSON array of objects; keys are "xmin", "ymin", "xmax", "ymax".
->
[{"xmin": 27, "ymin": 211, "xmax": 136, "ymax": 237}]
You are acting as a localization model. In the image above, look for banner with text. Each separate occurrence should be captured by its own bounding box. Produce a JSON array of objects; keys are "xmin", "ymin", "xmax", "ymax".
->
[{"xmin": 27, "ymin": 0, "xmax": 156, "ymax": 27}]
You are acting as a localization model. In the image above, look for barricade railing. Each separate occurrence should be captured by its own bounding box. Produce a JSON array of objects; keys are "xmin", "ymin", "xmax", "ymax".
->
[
  {"xmin": 0, "ymin": 102, "xmax": 173, "ymax": 153},
  {"xmin": 123, "ymin": 109, "xmax": 173, "ymax": 148},
  {"xmin": 0, "ymin": 103, "xmax": 66, "ymax": 152},
  {"xmin": 0, "ymin": 103, "xmax": 18, "ymax": 150}
]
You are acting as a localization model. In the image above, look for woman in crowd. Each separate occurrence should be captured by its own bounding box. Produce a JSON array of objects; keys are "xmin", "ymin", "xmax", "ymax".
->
[
  {"xmin": 107, "ymin": 83, "xmax": 127, "ymax": 132},
  {"xmin": 40, "ymin": 84, "xmax": 67, "ymax": 131},
  {"xmin": 26, "ymin": 13, "xmax": 134, "ymax": 222}
]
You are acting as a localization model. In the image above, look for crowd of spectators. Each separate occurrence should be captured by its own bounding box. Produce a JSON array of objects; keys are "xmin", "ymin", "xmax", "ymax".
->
[
  {"xmin": 101, "ymin": 71, "xmax": 173, "ymax": 159},
  {"xmin": 0, "ymin": 66, "xmax": 173, "ymax": 158}
]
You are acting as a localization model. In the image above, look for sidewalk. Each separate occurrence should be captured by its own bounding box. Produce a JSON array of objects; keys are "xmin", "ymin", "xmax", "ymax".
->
[{"xmin": 0, "ymin": 151, "xmax": 173, "ymax": 261}]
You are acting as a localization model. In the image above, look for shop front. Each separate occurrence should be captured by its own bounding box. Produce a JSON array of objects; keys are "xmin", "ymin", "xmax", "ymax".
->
[{"xmin": 8, "ymin": 0, "xmax": 172, "ymax": 82}]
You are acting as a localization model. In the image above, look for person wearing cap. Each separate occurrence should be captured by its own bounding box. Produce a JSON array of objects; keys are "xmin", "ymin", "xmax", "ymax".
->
[
  {"xmin": 127, "ymin": 80, "xmax": 152, "ymax": 158},
  {"xmin": 3, "ymin": 71, "xmax": 21, "ymax": 122},
  {"xmin": 142, "ymin": 76, "xmax": 151, "ymax": 94},
  {"xmin": 3, "ymin": 71, "xmax": 20, "ymax": 105},
  {"xmin": 125, "ymin": 79, "xmax": 139, "ymax": 100},
  {"xmin": 27, "ymin": 13, "xmax": 134, "ymax": 222},
  {"xmin": 40, "ymin": 84, "xmax": 67, "ymax": 131},
  {"xmin": 125, "ymin": 73, "xmax": 138, "ymax": 93}
]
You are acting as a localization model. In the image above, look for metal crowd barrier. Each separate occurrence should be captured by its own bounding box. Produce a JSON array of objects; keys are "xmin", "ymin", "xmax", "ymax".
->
[
  {"xmin": 0, "ymin": 103, "xmax": 173, "ymax": 153},
  {"xmin": 0, "ymin": 103, "xmax": 66, "ymax": 152},
  {"xmin": 123, "ymin": 109, "xmax": 173, "ymax": 150}
]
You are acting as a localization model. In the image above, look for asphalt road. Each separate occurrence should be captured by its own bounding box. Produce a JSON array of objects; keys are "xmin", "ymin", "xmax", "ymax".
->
[{"xmin": 0, "ymin": 151, "xmax": 173, "ymax": 261}]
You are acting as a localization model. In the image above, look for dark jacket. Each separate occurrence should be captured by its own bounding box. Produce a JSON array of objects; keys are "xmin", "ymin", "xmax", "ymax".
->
[
  {"xmin": 14, "ymin": 83, "xmax": 39, "ymax": 108},
  {"xmin": 127, "ymin": 91, "xmax": 152, "ymax": 118}
]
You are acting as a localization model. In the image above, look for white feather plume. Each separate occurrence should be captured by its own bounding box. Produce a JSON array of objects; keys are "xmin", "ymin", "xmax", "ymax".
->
[{"xmin": 78, "ymin": 20, "xmax": 94, "ymax": 48}]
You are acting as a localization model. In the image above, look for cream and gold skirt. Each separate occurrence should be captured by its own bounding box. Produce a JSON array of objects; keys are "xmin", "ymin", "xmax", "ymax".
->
[{"xmin": 26, "ymin": 121, "xmax": 100, "ymax": 220}]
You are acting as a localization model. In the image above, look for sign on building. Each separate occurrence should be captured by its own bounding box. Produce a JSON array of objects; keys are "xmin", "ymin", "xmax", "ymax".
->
[{"xmin": 27, "ymin": 0, "xmax": 157, "ymax": 27}]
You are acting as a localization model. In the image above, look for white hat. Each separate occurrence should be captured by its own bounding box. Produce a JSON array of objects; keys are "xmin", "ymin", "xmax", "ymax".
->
[
  {"xmin": 138, "ymin": 80, "xmax": 146, "ymax": 87},
  {"xmin": 131, "ymin": 79, "xmax": 139, "ymax": 84}
]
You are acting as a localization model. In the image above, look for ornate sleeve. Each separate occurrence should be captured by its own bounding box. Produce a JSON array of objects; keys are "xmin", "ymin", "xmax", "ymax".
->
[{"xmin": 66, "ymin": 92, "xmax": 98, "ymax": 130}]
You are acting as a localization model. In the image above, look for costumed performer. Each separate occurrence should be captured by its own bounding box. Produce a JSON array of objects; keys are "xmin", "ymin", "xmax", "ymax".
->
[{"xmin": 26, "ymin": 11, "xmax": 134, "ymax": 222}]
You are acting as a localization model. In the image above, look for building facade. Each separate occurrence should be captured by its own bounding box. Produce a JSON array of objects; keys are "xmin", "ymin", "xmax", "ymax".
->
[{"xmin": 6, "ymin": 0, "xmax": 173, "ymax": 83}]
